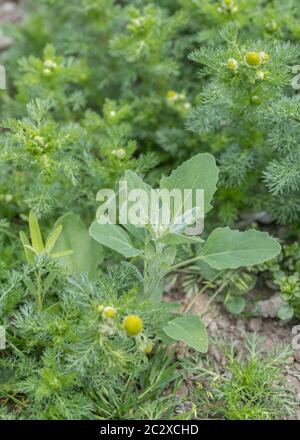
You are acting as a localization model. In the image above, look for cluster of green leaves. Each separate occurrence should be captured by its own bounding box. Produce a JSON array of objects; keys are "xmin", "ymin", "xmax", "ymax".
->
[
  {"xmin": 1, "ymin": 0, "xmax": 300, "ymax": 224},
  {"xmin": 187, "ymin": 22, "xmax": 300, "ymax": 224},
  {"xmin": 0, "ymin": 250, "xmax": 185, "ymax": 419},
  {"xmin": 0, "ymin": 0, "xmax": 299, "ymax": 420},
  {"xmin": 187, "ymin": 336, "xmax": 296, "ymax": 420},
  {"xmin": 257, "ymin": 242, "xmax": 300, "ymax": 321}
]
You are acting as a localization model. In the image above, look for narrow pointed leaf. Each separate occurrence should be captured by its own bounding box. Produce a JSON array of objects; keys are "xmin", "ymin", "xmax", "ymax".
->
[
  {"xmin": 51, "ymin": 250, "xmax": 74, "ymax": 259},
  {"xmin": 45, "ymin": 224, "xmax": 63, "ymax": 254},
  {"xmin": 28, "ymin": 211, "xmax": 44, "ymax": 254},
  {"xmin": 20, "ymin": 231, "xmax": 34, "ymax": 264}
]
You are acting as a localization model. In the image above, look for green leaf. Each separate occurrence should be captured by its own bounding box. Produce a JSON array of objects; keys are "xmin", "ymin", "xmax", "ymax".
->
[
  {"xmin": 20, "ymin": 231, "xmax": 34, "ymax": 264},
  {"xmin": 163, "ymin": 315, "xmax": 208, "ymax": 353},
  {"xmin": 123, "ymin": 223, "xmax": 146, "ymax": 242},
  {"xmin": 28, "ymin": 211, "xmax": 44, "ymax": 254},
  {"xmin": 51, "ymin": 250, "xmax": 74, "ymax": 258},
  {"xmin": 277, "ymin": 303, "xmax": 294, "ymax": 321},
  {"xmin": 45, "ymin": 224, "xmax": 63, "ymax": 254},
  {"xmin": 159, "ymin": 233, "xmax": 204, "ymax": 245},
  {"xmin": 225, "ymin": 295, "xmax": 246, "ymax": 314},
  {"xmin": 224, "ymin": 272, "xmax": 257, "ymax": 296},
  {"xmin": 200, "ymin": 227, "xmax": 281, "ymax": 270},
  {"xmin": 89, "ymin": 222, "xmax": 141, "ymax": 258},
  {"xmin": 54, "ymin": 213, "xmax": 103, "ymax": 279},
  {"xmin": 123, "ymin": 170, "xmax": 152, "ymax": 225},
  {"xmin": 160, "ymin": 153, "xmax": 219, "ymax": 215}
]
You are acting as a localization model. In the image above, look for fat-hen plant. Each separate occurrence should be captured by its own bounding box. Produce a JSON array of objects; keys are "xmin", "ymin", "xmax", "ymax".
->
[{"xmin": 90, "ymin": 153, "xmax": 281, "ymax": 351}]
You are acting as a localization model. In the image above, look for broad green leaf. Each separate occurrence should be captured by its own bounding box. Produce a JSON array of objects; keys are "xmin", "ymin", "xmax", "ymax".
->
[
  {"xmin": 28, "ymin": 211, "xmax": 44, "ymax": 254},
  {"xmin": 225, "ymin": 295, "xmax": 246, "ymax": 314},
  {"xmin": 159, "ymin": 233, "xmax": 204, "ymax": 245},
  {"xmin": 54, "ymin": 213, "xmax": 103, "ymax": 279},
  {"xmin": 89, "ymin": 222, "xmax": 141, "ymax": 258},
  {"xmin": 277, "ymin": 303, "xmax": 294, "ymax": 321},
  {"xmin": 123, "ymin": 170, "xmax": 152, "ymax": 225},
  {"xmin": 160, "ymin": 153, "xmax": 219, "ymax": 216},
  {"xmin": 200, "ymin": 227, "xmax": 281, "ymax": 270},
  {"xmin": 123, "ymin": 223, "xmax": 146, "ymax": 242},
  {"xmin": 20, "ymin": 231, "xmax": 34, "ymax": 264},
  {"xmin": 124, "ymin": 170, "xmax": 152, "ymax": 195},
  {"xmin": 163, "ymin": 315, "xmax": 208, "ymax": 353},
  {"xmin": 45, "ymin": 224, "xmax": 63, "ymax": 254}
]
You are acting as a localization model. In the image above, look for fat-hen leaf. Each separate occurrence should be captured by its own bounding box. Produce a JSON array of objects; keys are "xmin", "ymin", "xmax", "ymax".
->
[
  {"xmin": 89, "ymin": 222, "xmax": 141, "ymax": 258},
  {"xmin": 200, "ymin": 227, "xmax": 281, "ymax": 270},
  {"xmin": 163, "ymin": 315, "xmax": 208, "ymax": 353},
  {"xmin": 160, "ymin": 153, "xmax": 219, "ymax": 217}
]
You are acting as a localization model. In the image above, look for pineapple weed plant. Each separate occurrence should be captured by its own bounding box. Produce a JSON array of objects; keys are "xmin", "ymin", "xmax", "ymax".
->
[{"xmin": 0, "ymin": 0, "xmax": 299, "ymax": 420}]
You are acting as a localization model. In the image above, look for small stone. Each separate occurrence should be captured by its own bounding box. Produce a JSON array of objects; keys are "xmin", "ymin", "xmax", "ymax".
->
[
  {"xmin": 0, "ymin": 35, "xmax": 13, "ymax": 51},
  {"xmin": 248, "ymin": 317, "xmax": 262, "ymax": 332},
  {"xmin": 257, "ymin": 295, "xmax": 285, "ymax": 318},
  {"xmin": 294, "ymin": 349, "xmax": 300, "ymax": 363},
  {"xmin": 237, "ymin": 319, "xmax": 246, "ymax": 336},
  {"xmin": 208, "ymin": 321, "xmax": 218, "ymax": 333},
  {"xmin": 208, "ymin": 345, "xmax": 222, "ymax": 363}
]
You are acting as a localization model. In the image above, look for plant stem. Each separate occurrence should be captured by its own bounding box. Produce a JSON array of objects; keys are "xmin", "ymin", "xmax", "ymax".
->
[
  {"xmin": 168, "ymin": 255, "xmax": 204, "ymax": 273},
  {"xmin": 35, "ymin": 270, "xmax": 43, "ymax": 311}
]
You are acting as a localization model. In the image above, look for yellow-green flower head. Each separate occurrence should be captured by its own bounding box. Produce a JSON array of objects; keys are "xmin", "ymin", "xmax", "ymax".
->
[
  {"xmin": 103, "ymin": 306, "xmax": 117, "ymax": 319},
  {"xmin": 221, "ymin": 0, "xmax": 238, "ymax": 13},
  {"xmin": 166, "ymin": 90, "xmax": 178, "ymax": 101},
  {"xmin": 97, "ymin": 304, "xmax": 104, "ymax": 313},
  {"xmin": 245, "ymin": 52, "xmax": 261, "ymax": 68},
  {"xmin": 227, "ymin": 58, "xmax": 239, "ymax": 72},
  {"xmin": 123, "ymin": 315, "xmax": 143, "ymax": 336}
]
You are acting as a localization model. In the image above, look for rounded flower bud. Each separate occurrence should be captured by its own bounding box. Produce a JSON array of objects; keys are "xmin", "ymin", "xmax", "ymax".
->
[
  {"xmin": 34, "ymin": 136, "xmax": 45, "ymax": 147},
  {"xmin": 143, "ymin": 341, "xmax": 153, "ymax": 354},
  {"xmin": 266, "ymin": 20, "xmax": 277, "ymax": 32},
  {"xmin": 166, "ymin": 90, "xmax": 178, "ymax": 101},
  {"xmin": 103, "ymin": 306, "xmax": 116, "ymax": 319},
  {"xmin": 97, "ymin": 304, "xmax": 104, "ymax": 313},
  {"xmin": 255, "ymin": 71, "xmax": 265, "ymax": 81},
  {"xmin": 245, "ymin": 52, "xmax": 261, "ymax": 68},
  {"xmin": 260, "ymin": 52, "xmax": 269, "ymax": 64},
  {"xmin": 111, "ymin": 148, "xmax": 126, "ymax": 159},
  {"xmin": 227, "ymin": 58, "xmax": 239, "ymax": 72},
  {"xmin": 251, "ymin": 95, "xmax": 261, "ymax": 105},
  {"xmin": 123, "ymin": 315, "xmax": 143, "ymax": 336},
  {"xmin": 44, "ymin": 59, "xmax": 57, "ymax": 70}
]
